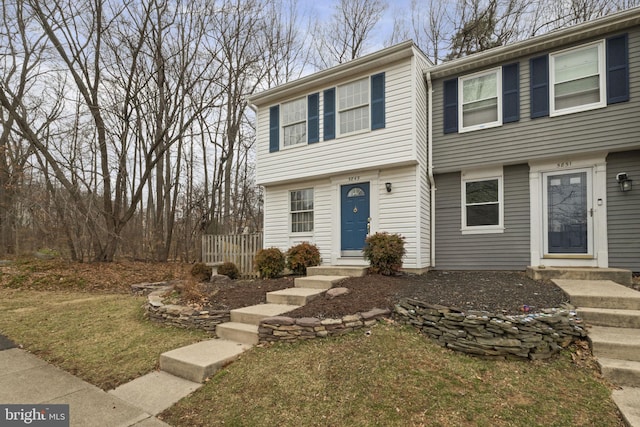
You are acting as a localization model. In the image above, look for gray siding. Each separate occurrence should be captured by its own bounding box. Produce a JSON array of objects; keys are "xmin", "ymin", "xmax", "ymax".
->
[
  {"xmin": 432, "ymin": 28, "xmax": 640, "ymax": 173},
  {"xmin": 435, "ymin": 164, "xmax": 530, "ymax": 270},
  {"xmin": 607, "ymin": 150, "xmax": 640, "ymax": 271}
]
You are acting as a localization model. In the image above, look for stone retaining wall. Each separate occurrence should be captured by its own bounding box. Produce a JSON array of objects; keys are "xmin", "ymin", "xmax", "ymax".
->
[
  {"xmin": 258, "ymin": 308, "xmax": 391, "ymax": 342},
  {"xmin": 395, "ymin": 298, "xmax": 587, "ymax": 360},
  {"xmin": 140, "ymin": 284, "xmax": 229, "ymax": 334}
]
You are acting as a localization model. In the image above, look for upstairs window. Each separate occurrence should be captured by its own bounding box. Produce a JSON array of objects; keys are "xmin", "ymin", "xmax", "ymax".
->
[
  {"xmin": 282, "ymin": 97, "xmax": 306, "ymax": 147},
  {"xmin": 459, "ymin": 68, "xmax": 502, "ymax": 132},
  {"xmin": 338, "ymin": 78, "xmax": 369, "ymax": 135},
  {"xmin": 550, "ymin": 41, "xmax": 605, "ymax": 116},
  {"xmin": 290, "ymin": 189, "xmax": 314, "ymax": 233}
]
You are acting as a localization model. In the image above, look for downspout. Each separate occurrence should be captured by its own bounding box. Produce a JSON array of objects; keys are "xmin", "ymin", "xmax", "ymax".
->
[{"xmin": 426, "ymin": 71, "xmax": 436, "ymax": 268}]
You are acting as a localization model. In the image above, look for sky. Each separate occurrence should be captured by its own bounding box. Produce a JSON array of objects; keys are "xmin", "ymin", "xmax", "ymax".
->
[{"xmin": 299, "ymin": 0, "xmax": 414, "ymax": 52}]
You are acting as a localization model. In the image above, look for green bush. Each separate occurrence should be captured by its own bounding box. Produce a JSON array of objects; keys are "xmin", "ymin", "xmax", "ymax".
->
[
  {"xmin": 190, "ymin": 262, "xmax": 212, "ymax": 282},
  {"xmin": 363, "ymin": 232, "xmax": 406, "ymax": 276},
  {"xmin": 286, "ymin": 242, "xmax": 321, "ymax": 275},
  {"xmin": 217, "ymin": 262, "xmax": 239, "ymax": 280},
  {"xmin": 254, "ymin": 247, "xmax": 285, "ymax": 279}
]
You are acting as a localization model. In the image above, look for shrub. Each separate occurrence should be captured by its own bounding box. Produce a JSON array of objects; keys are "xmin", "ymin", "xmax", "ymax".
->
[
  {"xmin": 254, "ymin": 247, "xmax": 285, "ymax": 279},
  {"xmin": 363, "ymin": 232, "xmax": 406, "ymax": 276},
  {"xmin": 217, "ymin": 261, "xmax": 239, "ymax": 280},
  {"xmin": 286, "ymin": 242, "xmax": 321, "ymax": 275},
  {"xmin": 190, "ymin": 262, "xmax": 212, "ymax": 282}
]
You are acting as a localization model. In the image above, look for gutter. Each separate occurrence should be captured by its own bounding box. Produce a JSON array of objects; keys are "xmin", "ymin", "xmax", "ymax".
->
[{"xmin": 426, "ymin": 71, "xmax": 436, "ymax": 268}]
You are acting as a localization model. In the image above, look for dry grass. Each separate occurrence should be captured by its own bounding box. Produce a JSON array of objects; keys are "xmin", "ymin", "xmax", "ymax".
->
[
  {"xmin": 0, "ymin": 288, "xmax": 208, "ymax": 390},
  {"xmin": 161, "ymin": 322, "xmax": 623, "ymax": 427}
]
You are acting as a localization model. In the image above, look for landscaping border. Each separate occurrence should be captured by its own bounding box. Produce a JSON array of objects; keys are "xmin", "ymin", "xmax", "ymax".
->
[
  {"xmin": 136, "ymin": 283, "xmax": 230, "ymax": 334},
  {"xmin": 395, "ymin": 298, "xmax": 587, "ymax": 360},
  {"xmin": 258, "ymin": 308, "xmax": 391, "ymax": 342}
]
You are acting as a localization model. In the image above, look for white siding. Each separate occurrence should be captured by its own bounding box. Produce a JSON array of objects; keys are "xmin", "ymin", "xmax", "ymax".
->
[
  {"xmin": 256, "ymin": 58, "xmax": 417, "ymax": 186},
  {"xmin": 262, "ymin": 165, "xmax": 425, "ymax": 270}
]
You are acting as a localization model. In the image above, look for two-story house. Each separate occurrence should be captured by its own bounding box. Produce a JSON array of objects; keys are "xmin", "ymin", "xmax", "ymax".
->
[{"xmin": 249, "ymin": 6, "xmax": 640, "ymax": 273}]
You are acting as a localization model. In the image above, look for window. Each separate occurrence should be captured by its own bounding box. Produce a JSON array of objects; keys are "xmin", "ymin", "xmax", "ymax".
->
[
  {"xmin": 282, "ymin": 98, "xmax": 306, "ymax": 147},
  {"xmin": 338, "ymin": 78, "xmax": 369, "ymax": 135},
  {"xmin": 550, "ymin": 41, "xmax": 605, "ymax": 116},
  {"xmin": 290, "ymin": 189, "xmax": 313, "ymax": 233},
  {"xmin": 459, "ymin": 68, "xmax": 502, "ymax": 132},
  {"xmin": 461, "ymin": 168, "xmax": 504, "ymax": 234}
]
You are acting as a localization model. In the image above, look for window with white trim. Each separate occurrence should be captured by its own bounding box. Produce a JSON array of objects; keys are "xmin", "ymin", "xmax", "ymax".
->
[
  {"xmin": 550, "ymin": 40, "xmax": 605, "ymax": 116},
  {"xmin": 290, "ymin": 189, "xmax": 313, "ymax": 233},
  {"xmin": 459, "ymin": 68, "xmax": 502, "ymax": 132},
  {"xmin": 338, "ymin": 78, "xmax": 369, "ymax": 135},
  {"xmin": 282, "ymin": 97, "xmax": 306, "ymax": 147},
  {"xmin": 461, "ymin": 168, "xmax": 504, "ymax": 234}
]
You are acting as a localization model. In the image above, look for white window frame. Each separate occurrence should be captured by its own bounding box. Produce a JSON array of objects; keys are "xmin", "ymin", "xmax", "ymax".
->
[
  {"xmin": 337, "ymin": 77, "xmax": 370, "ymax": 136},
  {"xmin": 281, "ymin": 97, "xmax": 307, "ymax": 148},
  {"xmin": 458, "ymin": 67, "xmax": 502, "ymax": 133},
  {"xmin": 461, "ymin": 167, "xmax": 504, "ymax": 234},
  {"xmin": 549, "ymin": 40, "xmax": 606, "ymax": 117},
  {"xmin": 290, "ymin": 188, "xmax": 314, "ymax": 234}
]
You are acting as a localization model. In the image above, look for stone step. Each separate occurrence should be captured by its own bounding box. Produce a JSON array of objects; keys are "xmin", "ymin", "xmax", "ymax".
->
[
  {"xmin": 307, "ymin": 266, "xmax": 367, "ymax": 277},
  {"xmin": 294, "ymin": 275, "xmax": 347, "ymax": 290},
  {"xmin": 159, "ymin": 339, "xmax": 251, "ymax": 383},
  {"xmin": 553, "ymin": 279, "xmax": 640, "ymax": 310},
  {"xmin": 267, "ymin": 287, "xmax": 326, "ymax": 305},
  {"xmin": 216, "ymin": 322, "xmax": 259, "ymax": 345},
  {"xmin": 578, "ymin": 307, "xmax": 640, "ymax": 329},
  {"xmin": 598, "ymin": 358, "xmax": 640, "ymax": 388},
  {"xmin": 588, "ymin": 326, "xmax": 640, "ymax": 362},
  {"xmin": 109, "ymin": 371, "xmax": 201, "ymax": 415},
  {"xmin": 528, "ymin": 267, "xmax": 632, "ymax": 285},
  {"xmin": 230, "ymin": 303, "xmax": 299, "ymax": 325},
  {"xmin": 612, "ymin": 387, "xmax": 640, "ymax": 427}
]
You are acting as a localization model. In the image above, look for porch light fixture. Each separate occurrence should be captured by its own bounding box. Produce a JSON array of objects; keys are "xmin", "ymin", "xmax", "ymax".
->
[
  {"xmin": 616, "ymin": 172, "xmax": 633, "ymax": 192},
  {"xmin": 385, "ymin": 182, "xmax": 392, "ymax": 193}
]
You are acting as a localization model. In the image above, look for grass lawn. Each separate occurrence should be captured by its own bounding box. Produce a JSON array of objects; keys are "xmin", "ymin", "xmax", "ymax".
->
[
  {"xmin": 0, "ymin": 259, "xmax": 625, "ymax": 426},
  {"xmin": 0, "ymin": 288, "xmax": 208, "ymax": 390},
  {"xmin": 161, "ymin": 322, "xmax": 623, "ymax": 427}
]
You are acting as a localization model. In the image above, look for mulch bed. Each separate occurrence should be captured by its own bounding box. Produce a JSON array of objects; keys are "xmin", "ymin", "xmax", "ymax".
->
[{"xmin": 209, "ymin": 271, "xmax": 570, "ymax": 318}]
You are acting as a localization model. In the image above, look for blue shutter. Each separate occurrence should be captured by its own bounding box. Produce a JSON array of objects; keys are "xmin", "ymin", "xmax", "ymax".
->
[
  {"xmin": 502, "ymin": 63, "xmax": 520, "ymax": 123},
  {"xmin": 371, "ymin": 72, "xmax": 385, "ymax": 130},
  {"xmin": 269, "ymin": 105, "xmax": 279, "ymax": 153},
  {"xmin": 607, "ymin": 33, "xmax": 629, "ymax": 104},
  {"xmin": 443, "ymin": 78, "xmax": 458, "ymax": 134},
  {"xmin": 308, "ymin": 93, "xmax": 319, "ymax": 143},
  {"xmin": 530, "ymin": 55, "xmax": 549, "ymax": 118},
  {"xmin": 323, "ymin": 88, "xmax": 335, "ymax": 140}
]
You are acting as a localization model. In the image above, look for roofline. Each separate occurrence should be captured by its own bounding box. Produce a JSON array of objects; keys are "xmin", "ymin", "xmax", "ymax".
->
[
  {"xmin": 428, "ymin": 6, "xmax": 640, "ymax": 79},
  {"xmin": 249, "ymin": 40, "xmax": 420, "ymax": 107}
]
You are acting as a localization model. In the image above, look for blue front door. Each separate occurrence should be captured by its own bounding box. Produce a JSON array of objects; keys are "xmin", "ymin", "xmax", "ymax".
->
[
  {"xmin": 341, "ymin": 183, "xmax": 370, "ymax": 255},
  {"xmin": 546, "ymin": 172, "xmax": 588, "ymax": 254}
]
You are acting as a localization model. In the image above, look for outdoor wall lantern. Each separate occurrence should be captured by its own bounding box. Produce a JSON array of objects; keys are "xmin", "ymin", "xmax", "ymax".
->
[
  {"xmin": 385, "ymin": 182, "xmax": 392, "ymax": 193},
  {"xmin": 616, "ymin": 172, "xmax": 633, "ymax": 192}
]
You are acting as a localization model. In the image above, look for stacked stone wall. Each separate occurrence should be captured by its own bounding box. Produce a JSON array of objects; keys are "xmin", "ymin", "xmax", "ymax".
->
[
  {"xmin": 395, "ymin": 298, "xmax": 587, "ymax": 360},
  {"xmin": 258, "ymin": 308, "xmax": 391, "ymax": 342},
  {"xmin": 140, "ymin": 284, "xmax": 229, "ymax": 334}
]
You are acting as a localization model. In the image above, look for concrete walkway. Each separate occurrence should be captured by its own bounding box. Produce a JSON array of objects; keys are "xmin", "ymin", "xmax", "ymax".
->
[{"xmin": 0, "ymin": 342, "xmax": 181, "ymax": 427}]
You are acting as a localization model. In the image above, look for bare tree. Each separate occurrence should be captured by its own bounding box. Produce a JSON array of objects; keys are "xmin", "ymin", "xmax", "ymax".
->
[{"xmin": 313, "ymin": 0, "xmax": 388, "ymax": 68}]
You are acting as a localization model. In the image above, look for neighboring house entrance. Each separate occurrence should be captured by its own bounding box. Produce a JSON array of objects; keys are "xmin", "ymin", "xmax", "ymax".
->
[
  {"xmin": 341, "ymin": 183, "xmax": 370, "ymax": 256},
  {"xmin": 543, "ymin": 170, "xmax": 591, "ymax": 255},
  {"xmin": 531, "ymin": 156, "xmax": 607, "ymax": 268}
]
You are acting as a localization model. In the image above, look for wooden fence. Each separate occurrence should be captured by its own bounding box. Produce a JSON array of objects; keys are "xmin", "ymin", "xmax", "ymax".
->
[{"xmin": 202, "ymin": 233, "xmax": 263, "ymax": 278}]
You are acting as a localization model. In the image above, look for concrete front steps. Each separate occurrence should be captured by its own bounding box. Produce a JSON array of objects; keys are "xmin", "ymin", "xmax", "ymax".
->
[
  {"xmin": 160, "ymin": 269, "xmax": 360, "ymax": 384},
  {"xmin": 553, "ymin": 276, "xmax": 640, "ymax": 426}
]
